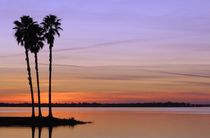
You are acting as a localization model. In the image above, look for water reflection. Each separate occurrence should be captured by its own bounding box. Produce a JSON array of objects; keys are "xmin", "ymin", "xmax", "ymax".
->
[
  {"xmin": 49, "ymin": 127, "xmax": 52, "ymax": 138},
  {"xmin": 38, "ymin": 127, "xmax": 42, "ymax": 138},
  {"xmin": 32, "ymin": 127, "xmax": 35, "ymax": 138},
  {"xmin": 1, "ymin": 108, "xmax": 210, "ymax": 138},
  {"xmin": 31, "ymin": 126, "xmax": 53, "ymax": 138}
]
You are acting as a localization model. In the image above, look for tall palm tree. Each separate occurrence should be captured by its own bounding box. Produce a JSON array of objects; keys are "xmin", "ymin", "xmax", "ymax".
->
[
  {"xmin": 13, "ymin": 16, "xmax": 36, "ymax": 117},
  {"xmin": 42, "ymin": 15, "xmax": 62, "ymax": 118},
  {"xmin": 29, "ymin": 24, "xmax": 44, "ymax": 118}
]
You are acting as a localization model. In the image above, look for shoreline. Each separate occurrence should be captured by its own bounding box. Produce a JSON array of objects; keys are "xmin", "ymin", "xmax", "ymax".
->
[
  {"xmin": 0, "ymin": 102, "xmax": 207, "ymax": 107},
  {"xmin": 0, "ymin": 117, "xmax": 90, "ymax": 127}
]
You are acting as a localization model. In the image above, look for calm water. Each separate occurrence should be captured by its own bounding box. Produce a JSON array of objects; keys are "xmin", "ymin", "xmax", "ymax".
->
[{"xmin": 0, "ymin": 107, "xmax": 210, "ymax": 138}]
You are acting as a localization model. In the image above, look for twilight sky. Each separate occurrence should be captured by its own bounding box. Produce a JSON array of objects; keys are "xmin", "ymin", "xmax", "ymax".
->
[{"xmin": 0, "ymin": 0, "xmax": 210, "ymax": 104}]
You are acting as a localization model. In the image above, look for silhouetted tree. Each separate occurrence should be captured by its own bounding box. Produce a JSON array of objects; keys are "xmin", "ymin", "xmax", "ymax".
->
[
  {"xmin": 29, "ymin": 24, "xmax": 44, "ymax": 118},
  {"xmin": 13, "ymin": 16, "xmax": 36, "ymax": 117},
  {"xmin": 42, "ymin": 15, "xmax": 62, "ymax": 118}
]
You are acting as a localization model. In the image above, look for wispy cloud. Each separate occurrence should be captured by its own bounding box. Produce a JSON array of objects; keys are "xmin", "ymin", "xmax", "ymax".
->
[
  {"xmin": 39, "ymin": 64, "xmax": 210, "ymax": 79},
  {"xmin": 53, "ymin": 39, "xmax": 144, "ymax": 52},
  {"xmin": 143, "ymin": 69, "xmax": 210, "ymax": 79},
  {"xmin": 172, "ymin": 80, "xmax": 210, "ymax": 87},
  {"xmin": 0, "ymin": 39, "xmax": 144, "ymax": 58}
]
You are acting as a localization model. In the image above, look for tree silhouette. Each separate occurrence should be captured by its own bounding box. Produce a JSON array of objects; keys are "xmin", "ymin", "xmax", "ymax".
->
[
  {"xmin": 42, "ymin": 15, "xmax": 62, "ymax": 118},
  {"xmin": 29, "ymin": 23, "xmax": 44, "ymax": 118},
  {"xmin": 13, "ymin": 16, "xmax": 36, "ymax": 117}
]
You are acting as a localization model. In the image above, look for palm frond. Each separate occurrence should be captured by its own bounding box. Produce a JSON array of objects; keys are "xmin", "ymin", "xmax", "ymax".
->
[{"xmin": 41, "ymin": 15, "xmax": 62, "ymax": 46}]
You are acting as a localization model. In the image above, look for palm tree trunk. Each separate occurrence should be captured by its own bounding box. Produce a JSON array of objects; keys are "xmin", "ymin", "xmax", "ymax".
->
[
  {"xmin": 35, "ymin": 52, "xmax": 42, "ymax": 117},
  {"xmin": 49, "ymin": 46, "xmax": 53, "ymax": 118},
  {"xmin": 25, "ymin": 49, "xmax": 35, "ymax": 118}
]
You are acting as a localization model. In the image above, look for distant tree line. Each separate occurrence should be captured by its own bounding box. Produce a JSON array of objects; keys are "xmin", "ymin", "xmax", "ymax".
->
[{"xmin": 0, "ymin": 102, "xmax": 207, "ymax": 107}]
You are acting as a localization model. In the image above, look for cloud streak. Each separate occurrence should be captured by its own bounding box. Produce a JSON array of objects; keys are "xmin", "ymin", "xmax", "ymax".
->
[
  {"xmin": 143, "ymin": 69, "xmax": 210, "ymax": 79},
  {"xmin": 0, "ymin": 39, "xmax": 144, "ymax": 58},
  {"xmin": 52, "ymin": 39, "xmax": 144, "ymax": 52},
  {"xmin": 38, "ymin": 63, "xmax": 210, "ymax": 79}
]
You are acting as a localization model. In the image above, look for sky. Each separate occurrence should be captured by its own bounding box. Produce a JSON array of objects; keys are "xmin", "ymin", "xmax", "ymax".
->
[{"xmin": 0, "ymin": 0, "xmax": 210, "ymax": 104}]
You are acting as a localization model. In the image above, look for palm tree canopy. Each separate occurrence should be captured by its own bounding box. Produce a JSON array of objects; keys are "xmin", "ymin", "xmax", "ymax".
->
[
  {"xmin": 29, "ymin": 24, "xmax": 44, "ymax": 53},
  {"xmin": 13, "ymin": 16, "xmax": 44, "ymax": 53},
  {"xmin": 13, "ymin": 16, "xmax": 38, "ymax": 50},
  {"xmin": 41, "ymin": 15, "xmax": 62, "ymax": 47}
]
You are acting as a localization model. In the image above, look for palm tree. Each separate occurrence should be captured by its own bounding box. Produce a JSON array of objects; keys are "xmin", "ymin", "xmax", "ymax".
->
[
  {"xmin": 29, "ymin": 24, "xmax": 44, "ymax": 118},
  {"xmin": 42, "ymin": 15, "xmax": 62, "ymax": 118},
  {"xmin": 13, "ymin": 16, "xmax": 36, "ymax": 117}
]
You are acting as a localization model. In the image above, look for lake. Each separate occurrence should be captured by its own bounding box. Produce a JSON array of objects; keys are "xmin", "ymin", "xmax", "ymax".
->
[{"xmin": 0, "ymin": 107, "xmax": 210, "ymax": 138}]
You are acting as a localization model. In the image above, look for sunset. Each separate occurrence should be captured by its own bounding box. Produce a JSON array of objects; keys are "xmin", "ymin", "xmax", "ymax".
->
[
  {"xmin": 0, "ymin": 0, "xmax": 210, "ymax": 138},
  {"xmin": 1, "ymin": 0, "xmax": 210, "ymax": 104}
]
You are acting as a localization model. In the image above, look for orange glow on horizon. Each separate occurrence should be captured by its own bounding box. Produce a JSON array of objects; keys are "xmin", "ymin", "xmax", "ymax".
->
[{"xmin": 0, "ymin": 91, "xmax": 210, "ymax": 104}]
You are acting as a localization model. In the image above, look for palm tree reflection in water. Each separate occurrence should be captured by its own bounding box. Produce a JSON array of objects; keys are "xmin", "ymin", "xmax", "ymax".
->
[{"xmin": 31, "ymin": 126, "xmax": 52, "ymax": 138}]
